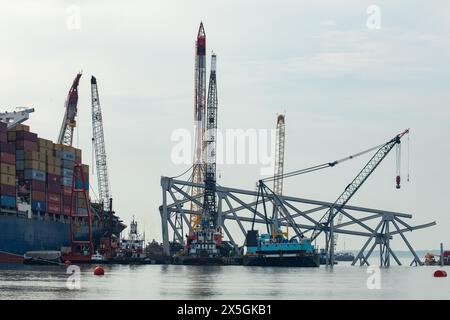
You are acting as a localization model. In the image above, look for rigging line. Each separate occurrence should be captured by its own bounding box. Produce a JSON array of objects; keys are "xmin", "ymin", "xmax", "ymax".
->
[
  {"xmin": 407, "ymin": 133, "xmax": 410, "ymax": 182},
  {"xmin": 263, "ymin": 142, "xmax": 386, "ymax": 183},
  {"xmin": 169, "ymin": 164, "xmax": 194, "ymax": 179}
]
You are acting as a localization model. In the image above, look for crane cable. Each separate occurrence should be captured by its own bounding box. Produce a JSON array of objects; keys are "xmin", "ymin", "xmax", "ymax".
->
[{"xmin": 262, "ymin": 142, "xmax": 386, "ymax": 183}]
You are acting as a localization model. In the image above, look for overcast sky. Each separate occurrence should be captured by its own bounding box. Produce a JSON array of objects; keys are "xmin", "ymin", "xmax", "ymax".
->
[{"xmin": 1, "ymin": 1, "xmax": 449, "ymax": 251}]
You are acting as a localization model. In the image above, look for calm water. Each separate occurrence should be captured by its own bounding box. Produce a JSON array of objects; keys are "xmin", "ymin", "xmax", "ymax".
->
[{"xmin": 0, "ymin": 261, "xmax": 448, "ymax": 300}]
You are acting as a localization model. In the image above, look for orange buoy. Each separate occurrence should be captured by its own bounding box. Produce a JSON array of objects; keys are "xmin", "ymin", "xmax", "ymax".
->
[
  {"xmin": 94, "ymin": 266, "xmax": 105, "ymax": 276},
  {"xmin": 433, "ymin": 270, "xmax": 447, "ymax": 278}
]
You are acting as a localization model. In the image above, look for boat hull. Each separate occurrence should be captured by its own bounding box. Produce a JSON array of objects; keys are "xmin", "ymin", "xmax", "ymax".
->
[
  {"xmin": 0, "ymin": 215, "xmax": 105, "ymax": 263},
  {"xmin": 243, "ymin": 252, "xmax": 320, "ymax": 267}
]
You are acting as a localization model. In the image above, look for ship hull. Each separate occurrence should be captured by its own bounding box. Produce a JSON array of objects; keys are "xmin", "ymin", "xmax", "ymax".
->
[
  {"xmin": 0, "ymin": 215, "xmax": 105, "ymax": 263},
  {"xmin": 243, "ymin": 252, "xmax": 320, "ymax": 267}
]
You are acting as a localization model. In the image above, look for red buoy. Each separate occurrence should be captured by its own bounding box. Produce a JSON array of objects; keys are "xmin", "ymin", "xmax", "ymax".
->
[
  {"xmin": 94, "ymin": 266, "xmax": 105, "ymax": 276},
  {"xmin": 433, "ymin": 270, "xmax": 447, "ymax": 278},
  {"xmin": 64, "ymin": 260, "xmax": 71, "ymax": 265}
]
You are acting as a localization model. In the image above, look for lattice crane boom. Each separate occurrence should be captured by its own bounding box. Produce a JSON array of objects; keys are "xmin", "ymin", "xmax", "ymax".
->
[
  {"xmin": 190, "ymin": 22, "xmax": 207, "ymax": 231},
  {"xmin": 203, "ymin": 53, "xmax": 218, "ymax": 227},
  {"xmin": 91, "ymin": 76, "xmax": 111, "ymax": 212},
  {"xmin": 58, "ymin": 72, "xmax": 82, "ymax": 146},
  {"xmin": 311, "ymin": 129, "xmax": 410, "ymax": 242}
]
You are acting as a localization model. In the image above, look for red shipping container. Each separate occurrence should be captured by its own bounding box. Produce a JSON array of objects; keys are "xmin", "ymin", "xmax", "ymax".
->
[
  {"xmin": 63, "ymin": 186, "xmax": 72, "ymax": 196},
  {"xmin": 0, "ymin": 152, "xmax": 15, "ymax": 164},
  {"xmin": 31, "ymin": 180, "xmax": 45, "ymax": 191},
  {"xmin": 48, "ymin": 203, "xmax": 61, "ymax": 214},
  {"xmin": 32, "ymin": 190, "xmax": 46, "ymax": 201},
  {"xmin": 63, "ymin": 206, "xmax": 72, "ymax": 216},
  {"xmin": 47, "ymin": 183, "xmax": 61, "ymax": 194},
  {"xmin": 0, "ymin": 184, "xmax": 16, "ymax": 196},
  {"xmin": 47, "ymin": 173, "xmax": 60, "ymax": 185},
  {"xmin": 48, "ymin": 192, "xmax": 61, "ymax": 204}
]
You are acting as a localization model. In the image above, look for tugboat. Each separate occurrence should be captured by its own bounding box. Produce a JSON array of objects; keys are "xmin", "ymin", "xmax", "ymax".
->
[
  {"xmin": 173, "ymin": 225, "xmax": 224, "ymax": 265},
  {"xmin": 243, "ymin": 228, "xmax": 320, "ymax": 267},
  {"xmin": 112, "ymin": 217, "xmax": 146, "ymax": 264}
]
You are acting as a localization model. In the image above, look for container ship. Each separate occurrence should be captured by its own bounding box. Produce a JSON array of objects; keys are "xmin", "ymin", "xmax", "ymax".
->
[{"xmin": 0, "ymin": 121, "xmax": 125, "ymax": 263}]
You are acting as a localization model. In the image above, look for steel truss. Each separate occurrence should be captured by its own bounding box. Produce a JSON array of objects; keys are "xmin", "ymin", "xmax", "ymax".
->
[{"xmin": 160, "ymin": 177, "xmax": 435, "ymax": 267}]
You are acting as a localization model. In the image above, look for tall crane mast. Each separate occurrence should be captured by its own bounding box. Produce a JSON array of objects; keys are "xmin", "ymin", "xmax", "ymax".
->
[
  {"xmin": 58, "ymin": 72, "xmax": 82, "ymax": 146},
  {"xmin": 190, "ymin": 22, "xmax": 207, "ymax": 231},
  {"xmin": 272, "ymin": 114, "xmax": 286, "ymax": 226},
  {"xmin": 202, "ymin": 53, "xmax": 218, "ymax": 228},
  {"xmin": 91, "ymin": 76, "xmax": 111, "ymax": 212}
]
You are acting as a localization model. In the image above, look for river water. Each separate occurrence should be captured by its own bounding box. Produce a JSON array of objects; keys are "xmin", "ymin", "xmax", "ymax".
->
[{"xmin": 0, "ymin": 261, "xmax": 448, "ymax": 300}]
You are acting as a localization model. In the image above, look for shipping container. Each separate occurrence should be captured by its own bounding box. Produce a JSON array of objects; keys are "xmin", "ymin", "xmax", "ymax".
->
[
  {"xmin": 9, "ymin": 124, "xmax": 30, "ymax": 132},
  {"xmin": 48, "ymin": 203, "xmax": 61, "ymax": 214},
  {"xmin": 47, "ymin": 182, "xmax": 61, "ymax": 194},
  {"xmin": 0, "ymin": 142, "xmax": 15, "ymax": 154},
  {"xmin": 0, "ymin": 174, "xmax": 16, "ymax": 186},
  {"xmin": 46, "ymin": 165, "xmax": 61, "ymax": 176},
  {"xmin": 16, "ymin": 131, "xmax": 38, "ymax": 142},
  {"xmin": 24, "ymin": 169, "xmax": 46, "ymax": 182},
  {"xmin": 0, "ymin": 163, "xmax": 16, "ymax": 175},
  {"xmin": 57, "ymin": 150, "xmax": 76, "ymax": 161},
  {"xmin": 38, "ymin": 138, "xmax": 53, "ymax": 149},
  {"xmin": 0, "ymin": 184, "xmax": 16, "ymax": 196},
  {"xmin": 24, "ymin": 150, "xmax": 46, "ymax": 162},
  {"xmin": 32, "ymin": 190, "xmax": 46, "ymax": 201},
  {"xmin": 0, "ymin": 152, "xmax": 15, "ymax": 164},
  {"xmin": 47, "ymin": 173, "xmax": 60, "ymax": 185},
  {"xmin": 16, "ymin": 140, "xmax": 38, "ymax": 151},
  {"xmin": 0, "ymin": 195, "xmax": 16, "ymax": 208},
  {"xmin": 30, "ymin": 180, "xmax": 45, "ymax": 191},
  {"xmin": 61, "ymin": 159, "xmax": 75, "ymax": 169},
  {"xmin": 47, "ymin": 193, "xmax": 61, "ymax": 204},
  {"xmin": 31, "ymin": 200, "xmax": 46, "ymax": 212},
  {"xmin": 62, "ymin": 186, "xmax": 72, "ymax": 196},
  {"xmin": 7, "ymin": 131, "xmax": 16, "ymax": 141},
  {"xmin": 62, "ymin": 168, "xmax": 73, "ymax": 178},
  {"xmin": 61, "ymin": 176, "xmax": 73, "ymax": 187}
]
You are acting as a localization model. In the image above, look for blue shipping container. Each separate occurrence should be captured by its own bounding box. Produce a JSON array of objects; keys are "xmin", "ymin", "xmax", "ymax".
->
[
  {"xmin": 24, "ymin": 169, "xmax": 46, "ymax": 182},
  {"xmin": 16, "ymin": 160, "xmax": 24, "ymax": 171},
  {"xmin": 62, "ymin": 177, "xmax": 73, "ymax": 187},
  {"xmin": 61, "ymin": 159, "xmax": 75, "ymax": 169},
  {"xmin": 0, "ymin": 195, "xmax": 16, "ymax": 208},
  {"xmin": 31, "ymin": 200, "xmax": 46, "ymax": 212},
  {"xmin": 16, "ymin": 150, "xmax": 24, "ymax": 160},
  {"xmin": 62, "ymin": 168, "xmax": 73, "ymax": 177},
  {"xmin": 56, "ymin": 150, "xmax": 76, "ymax": 161}
]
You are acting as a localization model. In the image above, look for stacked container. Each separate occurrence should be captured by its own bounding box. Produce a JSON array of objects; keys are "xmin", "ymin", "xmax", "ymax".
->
[
  {"xmin": 2, "ymin": 123, "xmax": 90, "ymax": 218},
  {"xmin": 0, "ymin": 122, "xmax": 16, "ymax": 209}
]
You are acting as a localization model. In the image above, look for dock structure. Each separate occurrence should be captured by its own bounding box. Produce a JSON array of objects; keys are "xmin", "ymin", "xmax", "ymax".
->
[{"xmin": 160, "ymin": 177, "xmax": 436, "ymax": 267}]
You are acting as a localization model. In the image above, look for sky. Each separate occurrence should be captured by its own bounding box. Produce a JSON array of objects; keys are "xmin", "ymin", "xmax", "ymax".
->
[{"xmin": 1, "ymin": 0, "xmax": 449, "ymax": 251}]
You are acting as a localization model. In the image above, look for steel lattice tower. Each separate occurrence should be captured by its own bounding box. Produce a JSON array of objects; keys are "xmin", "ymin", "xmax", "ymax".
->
[
  {"xmin": 203, "ymin": 53, "xmax": 218, "ymax": 228},
  {"xmin": 190, "ymin": 22, "xmax": 207, "ymax": 231},
  {"xmin": 91, "ymin": 76, "xmax": 111, "ymax": 211},
  {"xmin": 58, "ymin": 73, "xmax": 82, "ymax": 146}
]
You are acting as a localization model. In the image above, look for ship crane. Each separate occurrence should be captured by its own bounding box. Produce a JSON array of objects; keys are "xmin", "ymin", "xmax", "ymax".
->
[
  {"xmin": 90, "ymin": 76, "xmax": 112, "ymax": 212},
  {"xmin": 58, "ymin": 72, "xmax": 82, "ymax": 146},
  {"xmin": 258, "ymin": 129, "xmax": 410, "ymax": 262}
]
